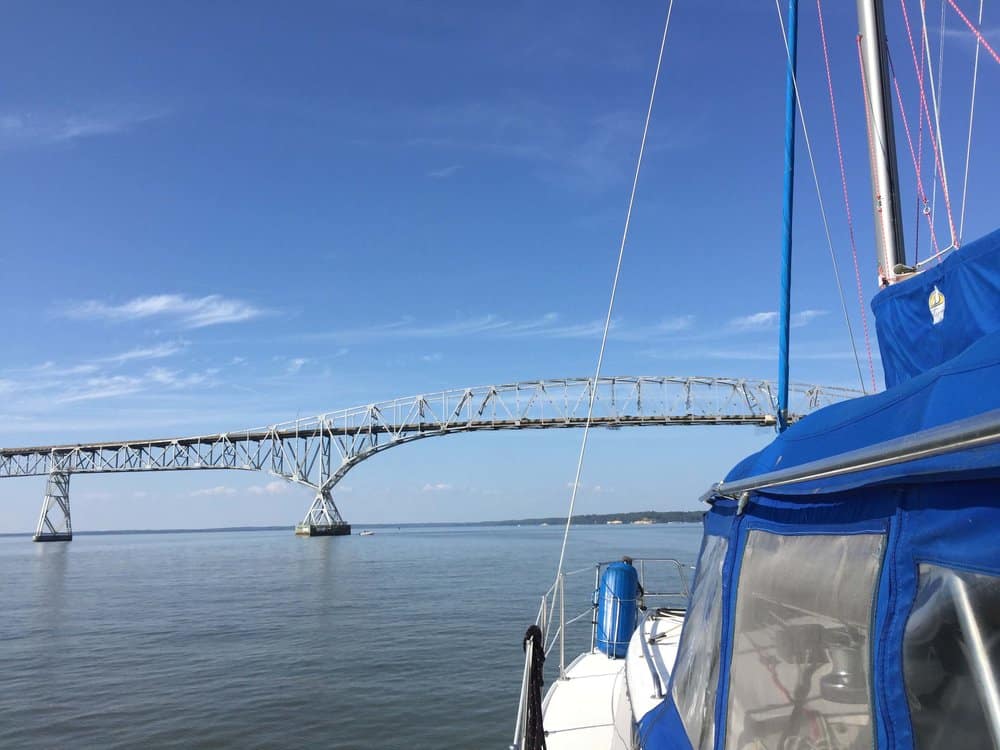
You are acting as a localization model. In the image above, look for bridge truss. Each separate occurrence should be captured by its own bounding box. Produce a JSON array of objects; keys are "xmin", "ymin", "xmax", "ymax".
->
[{"xmin": 0, "ymin": 376, "xmax": 858, "ymax": 540}]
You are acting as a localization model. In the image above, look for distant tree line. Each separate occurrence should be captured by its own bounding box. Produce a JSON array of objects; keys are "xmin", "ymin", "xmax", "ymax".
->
[{"xmin": 484, "ymin": 510, "xmax": 704, "ymax": 526}]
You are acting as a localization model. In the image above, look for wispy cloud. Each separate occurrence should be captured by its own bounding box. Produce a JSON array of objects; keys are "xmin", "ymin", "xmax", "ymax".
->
[
  {"xmin": 639, "ymin": 344, "xmax": 869, "ymax": 362},
  {"xmin": 427, "ymin": 164, "xmax": 462, "ymax": 179},
  {"xmin": 0, "ymin": 109, "xmax": 168, "ymax": 148},
  {"xmin": 422, "ymin": 482, "xmax": 453, "ymax": 493},
  {"xmin": 565, "ymin": 481, "xmax": 612, "ymax": 493},
  {"xmin": 248, "ymin": 480, "xmax": 293, "ymax": 496},
  {"xmin": 402, "ymin": 99, "xmax": 703, "ymax": 191},
  {"xmin": 190, "ymin": 486, "xmax": 237, "ymax": 497},
  {"xmin": 940, "ymin": 24, "xmax": 1000, "ymax": 42},
  {"xmin": 52, "ymin": 366, "xmax": 218, "ymax": 404},
  {"xmin": 97, "ymin": 341, "xmax": 187, "ymax": 364},
  {"xmin": 66, "ymin": 294, "xmax": 266, "ymax": 328},
  {"xmin": 286, "ymin": 357, "xmax": 309, "ymax": 374},
  {"xmin": 301, "ymin": 312, "xmax": 695, "ymax": 345},
  {"xmin": 728, "ymin": 309, "xmax": 827, "ymax": 331}
]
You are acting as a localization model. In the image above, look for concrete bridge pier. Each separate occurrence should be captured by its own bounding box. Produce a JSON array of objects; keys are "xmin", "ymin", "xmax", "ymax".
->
[
  {"xmin": 34, "ymin": 471, "xmax": 73, "ymax": 542},
  {"xmin": 294, "ymin": 488, "xmax": 350, "ymax": 537}
]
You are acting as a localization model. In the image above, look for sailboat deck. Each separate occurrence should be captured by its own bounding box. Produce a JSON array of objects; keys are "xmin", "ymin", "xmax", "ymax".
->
[
  {"xmin": 542, "ymin": 651, "xmax": 626, "ymax": 749},
  {"xmin": 540, "ymin": 610, "xmax": 685, "ymax": 749}
]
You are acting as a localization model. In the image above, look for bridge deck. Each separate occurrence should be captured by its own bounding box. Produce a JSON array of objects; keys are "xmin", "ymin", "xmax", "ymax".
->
[{"xmin": 0, "ymin": 414, "xmax": 780, "ymax": 457}]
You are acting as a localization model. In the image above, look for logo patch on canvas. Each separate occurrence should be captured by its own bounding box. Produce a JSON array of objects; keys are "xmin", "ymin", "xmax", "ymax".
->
[{"xmin": 928, "ymin": 286, "xmax": 946, "ymax": 325}]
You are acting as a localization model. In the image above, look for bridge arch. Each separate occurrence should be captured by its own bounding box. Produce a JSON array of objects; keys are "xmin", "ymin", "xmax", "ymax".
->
[{"xmin": 0, "ymin": 376, "xmax": 858, "ymax": 539}]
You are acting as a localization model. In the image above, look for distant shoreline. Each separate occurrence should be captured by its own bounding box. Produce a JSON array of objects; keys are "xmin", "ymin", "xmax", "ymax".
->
[{"xmin": 0, "ymin": 510, "xmax": 703, "ymax": 537}]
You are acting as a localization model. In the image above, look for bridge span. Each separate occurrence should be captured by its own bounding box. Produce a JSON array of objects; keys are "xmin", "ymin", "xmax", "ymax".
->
[{"xmin": 0, "ymin": 376, "xmax": 858, "ymax": 541}]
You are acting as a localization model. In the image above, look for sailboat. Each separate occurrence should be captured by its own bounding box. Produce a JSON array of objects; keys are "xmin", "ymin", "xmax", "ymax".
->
[{"xmin": 510, "ymin": 0, "xmax": 1000, "ymax": 748}]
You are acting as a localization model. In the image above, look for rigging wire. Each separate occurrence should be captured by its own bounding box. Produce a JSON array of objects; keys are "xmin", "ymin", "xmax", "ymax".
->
[
  {"xmin": 919, "ymin": 0, "xmax": 959, "ymax": 248},
  {"xmin": 958, "ymin": 0, "xmax": 984, "ymax": 241},
  {"xmin": 815, "ymin": 0, "xmax": 877, "ymax": 392},
  {"xmin": 898, "ymin": 0, "xmax": 955, "ymax": 258},
  {"xmin": 551, "ymin": 0, "xmax": 675, "ymax": 585},
  {"xmin": 888, "ymin": 56, "xmax": 944, "ymax": 258},
  {"xmin": 927, "ymin": 0, "xmax": 949, "ymax": 250},
  {"xmin": 773, "ymin": 0, "xmax": 869, "ymax": 394}
]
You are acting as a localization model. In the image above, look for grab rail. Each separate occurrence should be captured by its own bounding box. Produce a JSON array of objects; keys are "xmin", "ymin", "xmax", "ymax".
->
[{"xmin": 636, "ymin": 608, "xmax": 664, "ymax": 699}]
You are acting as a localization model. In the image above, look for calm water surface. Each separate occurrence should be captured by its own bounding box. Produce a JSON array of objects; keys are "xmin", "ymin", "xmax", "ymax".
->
[{"xmin": 0, "ymin": 524, "xmax": 702, "ymax": 749}]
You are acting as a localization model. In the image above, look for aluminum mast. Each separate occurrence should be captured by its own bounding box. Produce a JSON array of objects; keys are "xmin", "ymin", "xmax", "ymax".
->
[{"xmin": 857, "ymin": 0, "xmax": 907, "ymax": 283}]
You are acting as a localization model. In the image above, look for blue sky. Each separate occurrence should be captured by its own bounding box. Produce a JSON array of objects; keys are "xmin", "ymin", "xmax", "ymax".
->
[{"xmin": 1, "ymin": 1, "xmax": 997, "ymax": 531}]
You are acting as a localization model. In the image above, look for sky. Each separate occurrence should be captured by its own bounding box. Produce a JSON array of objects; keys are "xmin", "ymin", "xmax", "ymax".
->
[{"xmin": 1, "ymin": 0, "xmax": 998, "ymax": 532}]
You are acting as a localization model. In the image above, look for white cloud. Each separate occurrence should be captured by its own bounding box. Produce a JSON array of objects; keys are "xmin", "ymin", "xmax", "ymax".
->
[
  {"xmin": 248, "ymin": 480, "xmax": 293, "ymax": 496},
  {"xmin": 303, "ymin": 312, "xmax": 690, "ymax": 344},
  {"xmin": 98, "ymin": 341, "xmax": 186, "ymax": 364},
  {"xmin": 49, "ymin": 366, "xmax": 217, "ymax": 404},
  {"xmin": 190, "ymin": 485, "xmax": 237, "ymax": 497},
  {"xmin": 728, "ymin": 309, "xmax": 827, "ymax": 331},
  {"xmin": 792, "ymin": 309, "xmax": 828, "ymax": 327},
  {"xmin": 565, "ymin": 481, "xmax": 609, "ymax": 493},
  {"xmin": 427, "ymin": 164, "xmax": 462, "ymax": 178},
  {"xmin": 421, "ymin": 482, "xmax": 453, "ymax": 493},
  {"xmin": 941, "ymin": 24, "xmax": 1000, "ymax": 41},
  {"xmin": 286, "ymin": 357, "xmax": 309, "ymax": 374},
  {"xmin": 66, "ymin": 294, "xmax": 266, "ymax": 328},
  {"xmin": 0, "ymin": 109, "xmax": 168, "ymax": 147},
  {"xmin": 729, "ymin": 311, "xmax": 778, "ymax": 330}
]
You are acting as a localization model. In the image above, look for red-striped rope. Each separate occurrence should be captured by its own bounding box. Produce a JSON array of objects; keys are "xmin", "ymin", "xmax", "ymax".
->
[
  {"xmin": 818, "ymin": 0, "xmax": 877, "ymax": 391},
  {"xmin": 899, "ymin": 0, "xmax": 958, "ymax": 248},
  {"xmin": 946, "ymin": 0, "xmax": 1000, "ymax": 66}
]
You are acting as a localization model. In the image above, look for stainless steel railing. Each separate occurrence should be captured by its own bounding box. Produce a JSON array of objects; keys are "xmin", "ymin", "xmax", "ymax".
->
[{"xmin": 510, "ymin": 558, "xmax": 691, "ymax": 750}]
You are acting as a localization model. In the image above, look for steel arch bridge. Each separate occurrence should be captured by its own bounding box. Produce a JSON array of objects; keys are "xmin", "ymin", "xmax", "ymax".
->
[{"xmin": 0, "ymin": 376, "xmax": 858, "ymax": 541}]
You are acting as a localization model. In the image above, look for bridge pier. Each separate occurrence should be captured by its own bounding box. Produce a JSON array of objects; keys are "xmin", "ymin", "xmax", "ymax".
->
[
  {"xmin": 294, "ymin": 489, "xmax": 350, "ymax": 537},
  {"xmin": 34, "ymin": 471, "xmax": 73, "ymax": 542}
]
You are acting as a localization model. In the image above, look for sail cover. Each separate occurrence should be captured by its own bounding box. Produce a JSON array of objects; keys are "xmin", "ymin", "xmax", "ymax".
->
[{"xmin": 873, "ymin": 228, "xmax": 1000, "ymax": 388}]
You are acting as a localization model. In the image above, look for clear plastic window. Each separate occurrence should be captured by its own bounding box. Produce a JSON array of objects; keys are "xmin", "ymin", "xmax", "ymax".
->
[
  {"xmin": 725, "ymin": 530, "xmax": 885, "ymax": 750},
  {"xmin": 904, "ymin": 564, "xmax": 1000, "ymax": 749},
  {"xmin": 672, "ymin": 534, "xmax": 728, "ymax": 750}
]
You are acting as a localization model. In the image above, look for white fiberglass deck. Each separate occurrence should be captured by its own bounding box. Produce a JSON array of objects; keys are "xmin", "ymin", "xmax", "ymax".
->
[
  {"xmin": 542, "ymin": 650, "xmax": 627, "ymax": 749},
  {"xmin": 541, "ymin": 610, "xmax": 685, "ymax": 750}
]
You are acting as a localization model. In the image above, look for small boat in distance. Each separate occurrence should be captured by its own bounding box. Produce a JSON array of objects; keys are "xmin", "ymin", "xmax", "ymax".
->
[{"xmin": 359, "ymin": 529, "xmax": 375, "ymax": 537}]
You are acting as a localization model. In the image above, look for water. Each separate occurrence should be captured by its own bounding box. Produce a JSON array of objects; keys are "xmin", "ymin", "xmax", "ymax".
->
[{"xmin": 0, "ymin": 524, "xmax": 702, "ymax": 748}]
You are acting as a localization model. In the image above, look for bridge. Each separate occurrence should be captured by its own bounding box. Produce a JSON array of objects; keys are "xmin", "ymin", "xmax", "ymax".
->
[{"xmin": 0, "ymin": 376, "xmax": 858, "ymax": 541}]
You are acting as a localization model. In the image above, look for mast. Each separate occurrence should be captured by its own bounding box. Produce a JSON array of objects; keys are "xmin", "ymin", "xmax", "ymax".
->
[
  {"xmin": 778, "ymin": 0, "xmax": 799, "ymax": 433},
  {"xmin": 857, "ymin": 0, "xmax": 907, "ymax": 283}
]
